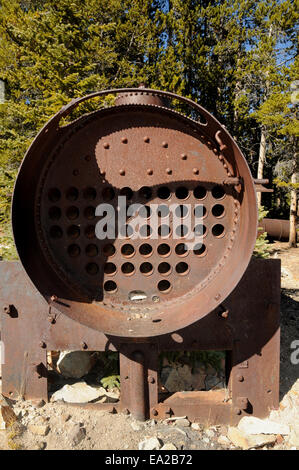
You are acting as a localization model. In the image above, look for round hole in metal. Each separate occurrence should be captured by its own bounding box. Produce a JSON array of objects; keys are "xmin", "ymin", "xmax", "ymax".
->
[
  {"xmin": 121, "ymin": 262, "xmax": 135, "ymax": 275},
  {"xmin": 140, "ymin": 262, "xmax": 153, "ymax": 275},
  {"xmin": 129, "ymin": 291, "xmax": 147, "ymax": 301},
  {"xmin": 104, "ymin": 280, "xmax": 117, "ymax": 293},
  {"xmin": 103, "ymin": 243, "xmax": 116, "ymax": 257},
  {"xmin": 49, "ymin": 206, "xmax": 61, "ymax": 220},
  {"xmin": 175, "ymin": 224, "xmax": 189, "ymax": 237},
  {"xmin": 120, "ymin": 187, "xmax": 133, "ymax": 199},
  {"xmin": 139, "ymin": 243, "xmax": 153, "ymax": 257},
  {"xmin": 175, "ymin": 262, "xmax": 189, "ymax": 275},
  {"xmin": 104, "ymin": 262, "xmax": 117, "ymax": 275},
  {"xmin": 68, "ymin": 244, "xmax": 80, "ymax": 257},
  {"xmin": 49, "ymin": 226, "xmax": 63, "ymax": 239},
  {"xmin": 158, "ymin": 224, "xmax": 171, "ymax": 237},
  {"xmin": 194, "ymin": 205, "xmax": 207, "ymax": 218},
  {"xmin": 193, "ymin": 243, "xmax": 207, "ymax": 256},
  {"xmin": 194, "ymin": 224, "xmax": 207, "ymax": 236},
  {"xmin": 175, "ymin": 243, "xmax": 188, "ymax": 257},
  {"xmin": 66, "ymin": 206, "xmax": 79, "ymax": 220},
  {"xmin": 102, "ymin": 187, "xmax": 115, "ymax": 201},
  {"xmin": 86, "ymin": 263, "xmax": 99, "ymax": 275},
  {"xmin": 140, "ymin": 224, "xmax": 152, "ymax": 238},
  {"xmin": 212, "ymin": 224, "xmax": 225, "ymax": 237},
  {"xmin": 175, "ymin": 186, "xmax": 189, "ymax": 200},
  {"xmin": 157, "ymin": 204, "xmax": 170, "ymax": 218},
  {"xmin": 84, "ymin": 225, "xmax": 95, "ymax": 239},
  {"xmin": 175, "ymin": 204, "xmax": 189, "ymax": 218},
  {"xmin": 84, "ymin": 206, "xmax": 95, "ymax": 220},
  {"xmin": 68, "ymin": 225, "xmax": 80, "ymax": 239},
  {"xmin": 157, "ymin": 243, "xmax": 171, "ymax": 256},
  {"xmin": 66, "ymin": 187, "xmax": 79, "ymax": 201},
  {"xmin": 157, "ymin": 279, "xmax": 172, "ymax": 293},
  {"xmin": 83, "ymin": 187, "xmax": 96, "ymax": 200},
  {"xmin": 212, "ymin": 204, "xmax": 225, "ymax": 218},
  {"xmin": 139, "ymin": 186, "xmax": 152, "ymax": 200},
  {"xmin": 143, "ymin": 205, "xmax": 152, "ymax": 218},
  {"xmin": 85, "ymin": 244, "xmax": 98, "ymax": 257},
  {"xmin": 121, "ymin": 244, "xmax": 135, "ymax": 257},
  {"xmin": 48, "ymin": 188, "xmax": 61, "ymax": 202},
  {"xmin": 212, "ymin": 185, "xmax": 225, "ymax": 199},
  {"xmin": 119, "ymin": 224, "xmax": 134, "ymax": 238},
  {"xmin": 194, "ymin": 186, "xmax": 207, "ymax": 199},
  {"xmin": 157, "ymin": 186, "xmax": 171, "ymax": 200},
  {"xmin": 158, "ymin": 262, "xmax": 171, "ymax": 275},
  {"xmin": 171, "ymin": 333, "xmax": 184, "ymax": 343}
]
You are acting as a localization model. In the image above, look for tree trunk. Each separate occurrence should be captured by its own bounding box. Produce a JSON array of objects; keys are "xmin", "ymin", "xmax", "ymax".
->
[
  {"xmin": 256, "ymin": 127, "xmax": 266, "ymax": 208},
  {"xmin": 289, "ymin": 153, "xmax": 298, "ymax": 247}
]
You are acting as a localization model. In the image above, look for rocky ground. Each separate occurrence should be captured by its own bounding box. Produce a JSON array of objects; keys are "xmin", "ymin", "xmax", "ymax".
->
[{"xmin": 0, "ymin": 241, "xmax": 298, "ymax": 451}]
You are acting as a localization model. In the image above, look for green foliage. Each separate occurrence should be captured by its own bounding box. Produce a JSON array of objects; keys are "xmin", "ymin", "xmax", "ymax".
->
[
  {"xmin": 0, "ymin": 0, "xmax": 297, "ymax": 257},
  {"xmin": 100, "ymin": 375, "xmax": 120, "ymax": 391},
  {"xmin": 253, "ymin": 206, "xmax": 270, "ymax": 258},
  {"xmin": 96, "ymin": 352, "xmax": 120, "ymax": 390}
]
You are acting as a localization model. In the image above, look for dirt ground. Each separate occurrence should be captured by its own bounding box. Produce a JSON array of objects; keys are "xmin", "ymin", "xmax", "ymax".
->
[{"xmin": 0, "ymin": 241, "xmax": 298, "ymax": 451}]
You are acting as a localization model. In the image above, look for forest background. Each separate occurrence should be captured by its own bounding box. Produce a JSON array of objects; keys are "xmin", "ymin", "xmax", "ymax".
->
[{"xmin": 0, "ymin": 0, "xmax": 298, "ymax": 258}]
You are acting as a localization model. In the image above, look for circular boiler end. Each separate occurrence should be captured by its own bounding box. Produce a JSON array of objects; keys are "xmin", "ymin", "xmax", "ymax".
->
[{"xmin": 12, "ymin": 88, "xmax": 258, "ymax": 338}]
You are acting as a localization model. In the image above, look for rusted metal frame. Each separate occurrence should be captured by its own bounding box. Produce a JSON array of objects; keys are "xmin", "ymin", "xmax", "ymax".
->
[{"xmin": 0, "ymin": 259, "xmax": 280, "ymax": 425}]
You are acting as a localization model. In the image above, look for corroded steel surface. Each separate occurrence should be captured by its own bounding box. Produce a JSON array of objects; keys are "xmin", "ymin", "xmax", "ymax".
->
[
  {"xmin": 12, "ymin": 88, "xmax": 258, "ymax": 337},
  {"xmin": 0, "ymin": 259, "xmax": 280, "ymax": 424}
]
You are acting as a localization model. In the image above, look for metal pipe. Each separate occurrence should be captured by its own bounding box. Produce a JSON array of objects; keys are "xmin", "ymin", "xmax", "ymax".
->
[
  {"xmin": 130, "ymin": 351, "xmax": 146, "ymax": 421},
  {"xmin": 259, "ymin": 218, "xmax": 296, "ymax": 242}
]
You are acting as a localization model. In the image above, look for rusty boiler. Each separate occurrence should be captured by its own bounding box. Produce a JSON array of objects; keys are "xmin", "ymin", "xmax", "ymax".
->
[{"xmin": 0, "ymin": 88, "xmax": 280, "ymax": 423}]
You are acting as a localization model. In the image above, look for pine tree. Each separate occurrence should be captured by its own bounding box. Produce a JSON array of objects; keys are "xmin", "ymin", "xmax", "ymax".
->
[{"xmin": 0, "ymin": 0, "xmax": 164, "ymax": 257}]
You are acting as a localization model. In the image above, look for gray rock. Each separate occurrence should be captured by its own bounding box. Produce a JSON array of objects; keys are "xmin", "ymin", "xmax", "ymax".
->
[
  {"xmin": 164, "ymin": 365, "xmax": 193, "ymax": 392},
  {"xmin": 131, "ymin": 422, "xmax": 142, "ymax": 431},
  {"xmin": 191, "ymin": 422, "xmax": 200, "ymax": 430},
  {"xmin": 218, "ymin": 435, "xmax": 230, "ymax": 447},
  {"xmin": 205, "ymin": 375, "xmax": 223, "ymax": 390},
  {"xmin": 57, "ymin": 351, "xmax": 94, "ymax": 379},
  {"xmin": 228, "ymin": 426, "xmax": 276, "ymax": 449},
  {"xmin": 288, "ymin": 426, "xmax": 299, "ymax": 448},
  {"xmin": 138, "ymin": 437, "xmax": 162, "ymax": 450},
  {"xmin": 69, "ymin": 424, "xmax": 86, "ymax": 446},
  {"xmin": 205, "ymin": 429, "xmax": 215, "ymax": 438},
  {"xmin": 238, "ymin": 416, "xmax": 290, "ymax": 435},
  {"xmin": 35, "ymin": 441, "xmax": 47, "ymax": 450},
  {"xmin": 174, "ymin": 418, "xmax": 190, "ymax": 428},
  {"xmin": 28, "ymin": 424, "xmax": 50, "ymax": 436},
  {"xmin": 161, "ymin": 443, "xmax": 177, "ymax": 450},
  {"xmin": 51, "ymin": 381, "xmax": 104, "ymax": 403}
]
